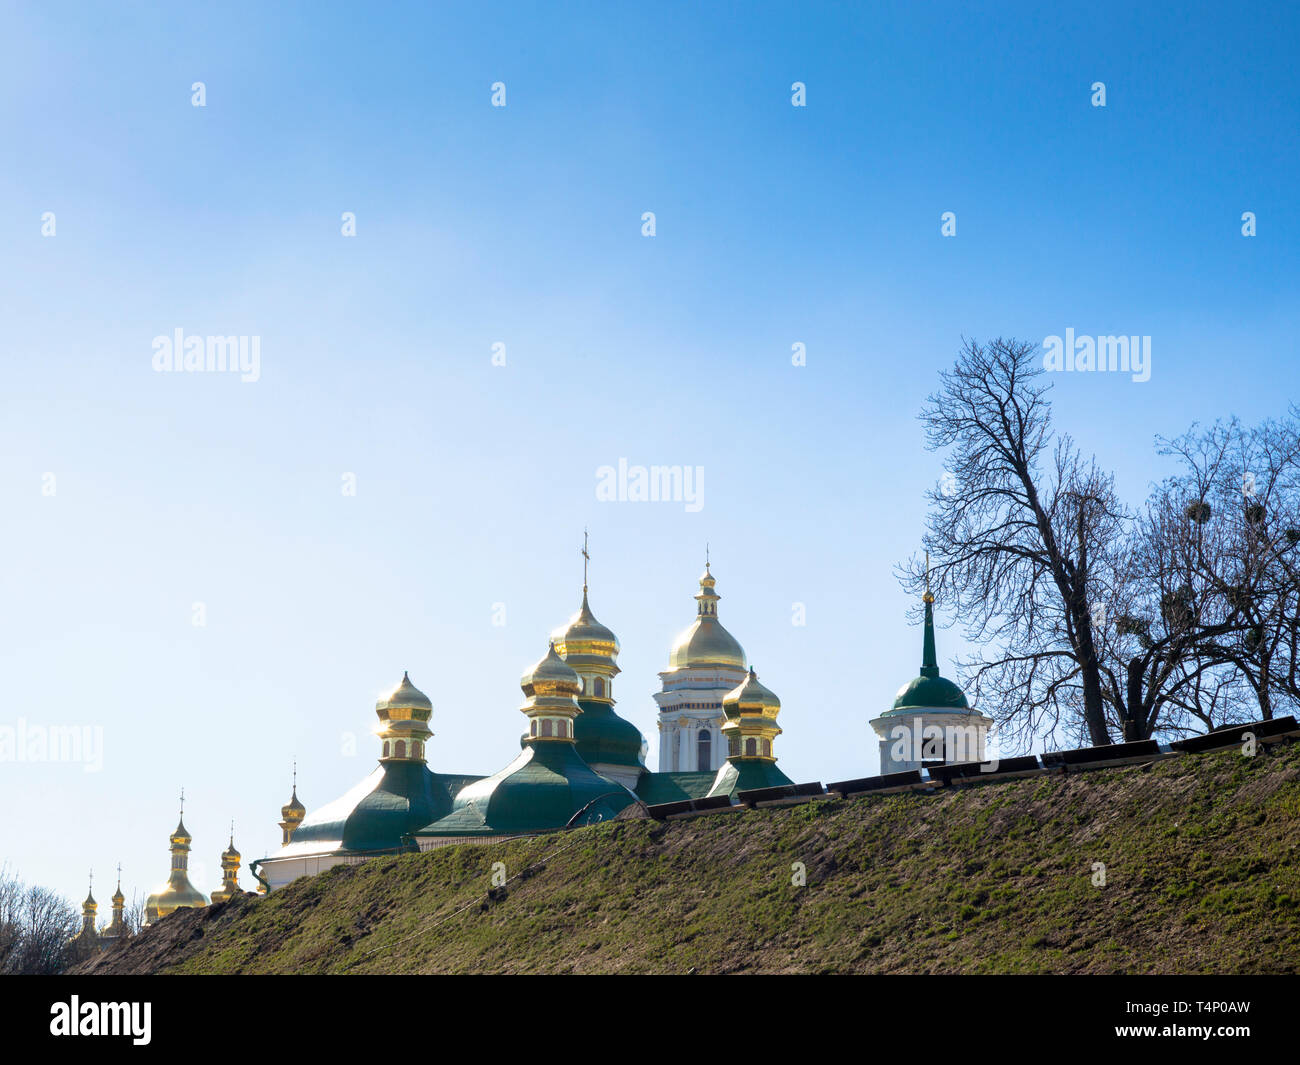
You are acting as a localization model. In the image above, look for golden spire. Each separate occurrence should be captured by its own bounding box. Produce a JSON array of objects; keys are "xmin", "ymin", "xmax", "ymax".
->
[
  {"xmin": 553, "ymin": 533, "xmax": 621, "ymax": 696},
  {"xmin": 74, "ymin": 870, "xmax": 98, "ymax": 942},
  {"xmin": 923, "ymin": 551, "xmax": 934, "ymax": 604},
  {"xmin": 212, "ymin": 821, "xmax": 242, "ymax": 904},
  {"xmin": 279, "ymin": 763, "xmax": 307, "ymax": 844},
  {"xmin": 145, "ymin": 795, "xmax": 207, "ymax": 925},
  {"xmin": 581, "ymin": 528, "xmax": 590, "ymax": 594},
  {"xmin": 102, "ymin": 862, "xmax": 127, "ymax": 941}
]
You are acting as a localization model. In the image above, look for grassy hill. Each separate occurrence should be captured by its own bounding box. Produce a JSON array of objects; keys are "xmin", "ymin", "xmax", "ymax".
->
[{"xmin": 78, "ymin": 742, "xmax": 1300, "ymax": 974}]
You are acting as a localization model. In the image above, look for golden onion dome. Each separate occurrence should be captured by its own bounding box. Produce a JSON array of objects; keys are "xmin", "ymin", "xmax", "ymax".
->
[
  {"xmin": 722, "ymin": 667, "xmax": 781, "ymax": 718},
  {"xmin": 222, "ymin": 837, "xmax": 240, "ymax": 861},
  {"xmin": 281, "ymin": 787, "xmax": 306, "ymax": 822},
  {"xmin": 521, "ymin": 641, "xmax": 583, "ymax": 696},
  {"xmin": 375, "ymin": 671, "xmax": 433, "ymax": 716},
  {"xmin": 669, "ymin": 620, "xmax": 746, "ymax": 668},
  {"xmin": 668, "ymin": 565, "xmax": 746, "ymax": 669},
  {"xmin": 145, "ymin": 876, "xmax": 208, "ymax": 914},
  {"xmin": 111, "ymin": 884, "xmax": 125, "ymax": 905},
  {"xmin": 169, "ymin": 818, "xmax": 192, "ymax": 846},
  {"xmin": 552, "ymin": 591, "xmax": 620, "ymax": 658},
  {"xmin": 83, "ymin": 888, "xmax": 96, "ymax": 909}
]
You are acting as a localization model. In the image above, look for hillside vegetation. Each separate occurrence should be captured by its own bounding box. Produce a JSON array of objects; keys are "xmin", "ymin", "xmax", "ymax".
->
[{"xmin": 78, "ymin": 742, "xmax": 1300, "ymax": 974}]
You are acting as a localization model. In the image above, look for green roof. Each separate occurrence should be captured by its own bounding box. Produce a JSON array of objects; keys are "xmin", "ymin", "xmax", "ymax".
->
[
  {"xmin": 289, "ymin": 762, "xmax": 478, "ymax": 854},
  {"xmin": 418, "ymin": 741, "xmax": 635, "ymax": 837},
  {"xmin": 633, "ymin": 770, "xmax": 717, "ymax": 805},
  {"xmin": 574, "ymin": 699, "xmax": 645, "ymax": 767}
]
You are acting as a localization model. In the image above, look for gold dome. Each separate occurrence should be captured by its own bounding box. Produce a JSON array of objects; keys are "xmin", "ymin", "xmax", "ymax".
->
[
  {"xmin": 668, "ymin": 565, "xmax": 746, "ymax": 669},
  {"xmin": 552, "ymin": 590, "xmax": 620, "ymax": 659},
  {"xmin": 146, "ymin": 809, "xmax": 208, "ymax": 923},
  {"xmin": 521, "ymin": 641, "xmax": 583, "ymax": 697},
  {"xmin": 145, "ymin": 876, "xmax": 208, "ymax": 915},
  {"xmin": 281, "ymin": 787, "xmax": 306, "ymax": 822},
  {"xmin": 375, "ymin": 671, "xmax": 433, "ymax": 717},
  {"xmin": 723, "ymin": 667, "xmax": 781, "ymax": 715}
]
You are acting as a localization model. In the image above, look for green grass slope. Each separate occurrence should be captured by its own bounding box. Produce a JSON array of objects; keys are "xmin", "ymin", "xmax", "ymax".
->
[{"xmin": 79, "ymin": 742, "xmax": 1300, "ymax": 974}]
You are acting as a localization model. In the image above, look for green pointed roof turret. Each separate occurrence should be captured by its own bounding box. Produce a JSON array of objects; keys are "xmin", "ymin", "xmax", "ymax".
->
[{"xmin": 889, "ymin": 562, "xmax": 970, "ymax": 713}]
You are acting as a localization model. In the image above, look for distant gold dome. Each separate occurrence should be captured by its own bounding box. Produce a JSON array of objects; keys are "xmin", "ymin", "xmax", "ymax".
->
[
  {"xmin": 145, "ymin": 810, "xmax": 208, "ymax": 922},
  {"xmin": 281, "ymin": 788, "xmax": 306, "ymax": 822},
  {"xmin": 668, "ymin": 565, "xmax": 746, "ymax": 669}
]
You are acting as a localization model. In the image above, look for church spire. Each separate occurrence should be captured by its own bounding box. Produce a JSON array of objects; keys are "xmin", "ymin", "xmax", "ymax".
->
[
  {"xmin": 78, "ymin": 871, "xmax": 97, "ymax": 939},
  {"xmin": 695, "ymin": 557, "xmax": 721, "ymax": 617},
  {"xmin": 144, "ymin": 797, "xmax": 207, "ymax": 925},
  {"xmin": 553, "ymin": 533, "xmax": 621, "ymax": 698},
  {"xmin": 279, "ymin": 764, "xmax": 306, "ymax": 844},
  {"xmin": 581, "ymin": 528, "xmax": 590, "ymax": 596},
  {"xmin": 212, "ymin": 823, "xmax": 242, "ymax": 904},
  {"xmin": 921, "ymin": 552, "xmax": 939, "ymax": 678},
  {"xmin": 102, "ymin": 863, "xmax": 127, "ymax": 941}
]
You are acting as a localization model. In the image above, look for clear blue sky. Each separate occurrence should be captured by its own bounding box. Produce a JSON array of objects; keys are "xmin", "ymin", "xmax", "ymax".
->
[{"xmin": 1, "ymin": 2, "xmax": 1297, "ymax": 906}]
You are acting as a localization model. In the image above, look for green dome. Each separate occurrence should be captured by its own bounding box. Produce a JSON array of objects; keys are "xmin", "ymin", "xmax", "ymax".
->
[
  {"xmin": 421, "ymin": 742, "xmax": 634, "ymax": 836},
  {"xmin": 891, "ymin": 674, "xmax": 969, "ymax": 711},
  {"xmin": 574, "ymin": 699, "xmax": 645, "ymax": 767},
  {"xmin": 289, "ymin": 761, "xmax": 458, "ymax": 853}
]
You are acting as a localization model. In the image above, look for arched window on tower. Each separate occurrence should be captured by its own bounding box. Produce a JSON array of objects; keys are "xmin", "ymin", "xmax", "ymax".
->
[
  {"xmin": 745, "ymin": 738, "xmax": 757, "ymax": 757},
  {"xmin": 383, "ymin": 741, "xmax": 391, "ymax": 758},
  {"xmin": 412, "ymin": 741, "xmax": 423, "ymax": 760},
  {"xmin": 594, "ymin": 677, "xmax": 606, "ymax": 698},
  {"xmin": 395, "ymin": 740, "xmax": 406, "ymax": 759},
  {"xmin": 697, "ymin": 729, "xmax": 711, "ymax": 771}
]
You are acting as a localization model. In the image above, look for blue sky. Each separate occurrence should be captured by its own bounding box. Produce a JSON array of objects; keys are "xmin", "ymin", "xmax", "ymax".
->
[{"xmin": 1, "ymin": 1, "xmax": 1297, "ymax": 906}]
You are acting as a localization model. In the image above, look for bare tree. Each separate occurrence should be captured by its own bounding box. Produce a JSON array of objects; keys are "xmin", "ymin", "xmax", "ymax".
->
[
  {"xmin": 906, "ymin": 337, "xmax": 1123, "ymax": 749},
  {"xmin": 123, "ymin": 890, "xmax": 148, "ymax": 937},
  {"xmin": 908, "ymin": 339, "xmax": 1300, "ymax": 749},
  {"xmin": 0, "ymin": 866, "xmax": 82, "ymax": 974},
  {"xmin": 1151, "ymin": 414, "xmax": 1300, "ymax": 723}
]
